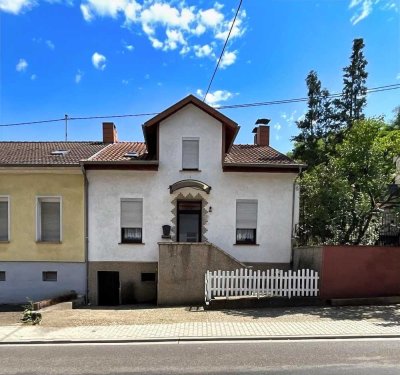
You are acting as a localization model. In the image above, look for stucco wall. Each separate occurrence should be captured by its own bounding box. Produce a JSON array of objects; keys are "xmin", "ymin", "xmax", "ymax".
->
[
  {"xmin": 88, "ymin": 262, "xmax": 157, "ymax": 304},
  {"xmin": 157, "ymin": 242, "xmax": 246, "ymax": 306},
  {"xmin": 0, "ymin": 171, "xmax": 85, "ymax": 262},
  {"xmin": 0, "ymin": 261, "xmax": 85, "ymax": 304},
  {"xmin": 321, "ymin": 246, "xmax": 400, "ymax": 299},
  {"xmin": 88, "ymin": 104, "xmax": 297, "ymax": 265}
]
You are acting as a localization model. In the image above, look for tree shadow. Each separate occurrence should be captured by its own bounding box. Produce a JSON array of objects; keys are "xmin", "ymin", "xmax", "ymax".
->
[{"xmin": 218, "ymin": 304, "xmax": 400, "ymax": 327}]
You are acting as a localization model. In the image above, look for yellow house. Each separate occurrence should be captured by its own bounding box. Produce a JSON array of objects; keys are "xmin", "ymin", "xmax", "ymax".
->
[{"xmin": 0, "ymin": 142, "xmax": 106, "ymax": 303}]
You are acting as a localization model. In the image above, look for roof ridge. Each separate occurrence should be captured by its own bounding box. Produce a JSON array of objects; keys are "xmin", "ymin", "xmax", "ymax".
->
[
  {"xmin": 0, "ymin": 141, "xmax": 101, "ymax": 144},
  {"xmin": 86, "ymin": 143, "xmax": 112, "ymax": 161}
]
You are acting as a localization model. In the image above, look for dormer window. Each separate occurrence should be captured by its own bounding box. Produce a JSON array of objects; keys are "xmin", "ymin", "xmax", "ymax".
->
[
  {"xmin": 51, "ymin": 150, "xmax": 69, "ymax": 156},
  {"xmin": 182, "ymin": 138, "xmax": 199, "ymax": 170},
  {"xmin": 124, "ymin": 151, "xmax": 138, "ymax": 158}
]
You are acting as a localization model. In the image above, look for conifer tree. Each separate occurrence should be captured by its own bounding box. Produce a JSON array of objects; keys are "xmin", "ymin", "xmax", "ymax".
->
[{"xmin": 334, "ymin": 38, "xmax": 368, "ymax": 128}]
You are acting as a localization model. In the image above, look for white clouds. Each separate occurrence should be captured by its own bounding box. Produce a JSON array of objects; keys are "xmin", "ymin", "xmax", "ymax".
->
[
  {"xmin": 30, "ymin": 74, "xmax": 37, "ymax": 80},
  {"xmin": 349, "ymin": 0, "xmax": 398, "ymax": 25},
  {"xmin": 196, "ymin": 89, "xmax": 234, "ymax": 106},
  {"xmin": 0, "ymin": 0, "xmax": 36, "ymax": 14},
  {"xmin": 78, "ymin": 1, "xmax": 246, "ymax": 68},
  {"xmin": 92, "ymin": 52, "xmax": 106, "ymax": 70},
  {"xmin": 16, "ymin": 58, "xmax": 28, "ymax": 72},
  {"xmin": 350, "ymin": 0, "xmax": 373, "ymax": 24},
  {"xmin": 199, "ymin": 8, "xmax": 223, "ymax": 27},
  {"xmin": 75, "ymin": 70, "xmax": 83, "ymax": 83},
  {"xmin": 125, "ymin": 44, "xmax": 134, "ymax": 51},
  {"xmin": 194, "ymin": 44, "xmax": 214, "ymax": 58},
  {"xmin": 274, "ymin": 123, "xmax": 282, "ymax": 131},
  {"xmin": 45, "ymin": 39, "xmax": 55, "ymax": 50},
  {"xmin": 281, "ymin": 110, "xmax": 297, "ymax": 127},
  {"xmin": 5, "ymin": 1, "xmax": 247, "ymax": 69},
  {"xmin": 80, "ymin": 4, "xmax": 93, "ymax": 21},
  {"xmin": 219, "ymin": 50, "xmax": 237, "ymax": 69}
]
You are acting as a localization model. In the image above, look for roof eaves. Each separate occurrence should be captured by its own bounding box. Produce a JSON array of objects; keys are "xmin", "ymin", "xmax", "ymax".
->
[{"xmin": 223, "ymin": 162, "xmax": 307, "ymax": 169}]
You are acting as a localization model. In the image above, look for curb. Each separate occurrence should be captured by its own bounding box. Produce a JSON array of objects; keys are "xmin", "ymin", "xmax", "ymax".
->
[{"xmin": 2, "ymin": 334, "xmax": 400, "ymax": 345}]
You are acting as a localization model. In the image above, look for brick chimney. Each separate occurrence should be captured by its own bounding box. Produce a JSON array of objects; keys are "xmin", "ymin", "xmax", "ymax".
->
[
  {"xmin": 103, "ymin": 122, "xmax": 118, "ymax": 143},
  {"xmin": 252, "ymin": 119, "xmax": 270, "ymax": 146}
]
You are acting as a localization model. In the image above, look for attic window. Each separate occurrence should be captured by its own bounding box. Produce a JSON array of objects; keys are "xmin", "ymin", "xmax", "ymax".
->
[
  {"xmin": 51, "ymin": 150, "xmax": 69, "ymax": 156},
  {"xmin": 124, "ymin": 152, "xmax": 138, "ymax": 158}
]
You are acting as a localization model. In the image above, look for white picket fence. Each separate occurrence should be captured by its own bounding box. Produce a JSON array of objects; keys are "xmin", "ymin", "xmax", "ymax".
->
[{"xmin": 204, "ymin": 268, "xmax": 319, "ymax": 304}]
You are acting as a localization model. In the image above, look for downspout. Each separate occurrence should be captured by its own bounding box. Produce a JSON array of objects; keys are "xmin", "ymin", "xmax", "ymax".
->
[
  {"xmin": 290, "ymin": 166, "xmax": 303, "ymax": 267},
  {"xmin": 81, "ymin": 163, "xmax": 89, "ymax": 304}
]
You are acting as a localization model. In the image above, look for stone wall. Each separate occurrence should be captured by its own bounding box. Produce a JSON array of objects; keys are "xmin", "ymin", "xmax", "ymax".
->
[{"xmin": 157, "ymin": 242, "xmax": 246, "ymax": 306}]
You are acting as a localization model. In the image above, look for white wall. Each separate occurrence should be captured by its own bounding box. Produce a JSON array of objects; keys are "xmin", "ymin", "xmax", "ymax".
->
[{"xmin": 88, "ymin": 104, "xmax": 297, "ymax": 264}]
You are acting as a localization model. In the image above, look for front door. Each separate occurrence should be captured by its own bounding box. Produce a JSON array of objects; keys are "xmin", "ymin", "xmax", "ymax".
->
[
  {"xmin": 98, "ymin": 271, "xmax": 120, "ymax": 305},
  {"xmin": 177, "ymin": 201, "xmax": 202, "ymax": 242}
]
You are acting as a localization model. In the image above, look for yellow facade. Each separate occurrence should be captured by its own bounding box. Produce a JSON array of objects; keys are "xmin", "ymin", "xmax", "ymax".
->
[{"xmin": 0, "ymin": 169, "xmax": 85, "ymax": 262}]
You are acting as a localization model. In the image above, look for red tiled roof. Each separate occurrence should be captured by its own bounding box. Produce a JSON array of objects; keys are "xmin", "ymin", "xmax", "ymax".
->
[
  {"xmin": 0, "ymin": 142, "xmax": 107, "ymax": 166},
  {"xmin": 225, "ymin": 144, "xmax": 298, "ymax": 165},
  {"xmin": 87, "ymin": 142, "xmax": 154, "ymax": 162}
]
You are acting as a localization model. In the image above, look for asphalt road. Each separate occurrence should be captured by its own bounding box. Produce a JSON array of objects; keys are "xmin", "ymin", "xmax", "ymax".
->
[{"xmin": 1, "ymin": 339, "xmax": 399, "ymax": 374}]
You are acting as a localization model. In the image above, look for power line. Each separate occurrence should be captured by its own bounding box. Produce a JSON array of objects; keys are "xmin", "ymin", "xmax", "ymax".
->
[
  {"xmin": 202, "ymin": 0, "xmax": 243, "ymax": 102},
  {"xmin": 0, "ymin": 83, "xmax": 399, "ymax": 128}
]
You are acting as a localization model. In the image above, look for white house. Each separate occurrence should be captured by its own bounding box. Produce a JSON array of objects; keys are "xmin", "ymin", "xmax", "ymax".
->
[{"xmin": 83, "ymin": 95, "xmax": 304, "ymax": 305}]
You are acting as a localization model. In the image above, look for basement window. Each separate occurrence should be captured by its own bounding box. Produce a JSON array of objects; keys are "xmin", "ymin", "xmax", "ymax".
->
[
  {"xmin": 0, "ymin": 271, "xmax": 5, "ymax": 281},
  {"xmin": 42, "ymin": 271, "xmax": 57, "ymax": 282},
  {"xmin": 141, "ymin": 273, "xmax": 156, "ymax": 282}
]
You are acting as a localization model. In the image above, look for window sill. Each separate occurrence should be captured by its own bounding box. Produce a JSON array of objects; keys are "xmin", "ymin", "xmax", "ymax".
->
[
  {"xmin": 180, "ymin": 169, "xmax": 201, "ymax": 172},
  {"xmin": 118, "ymin": 242, "xmax": 145, "ymax": 245},
  {"xmin": 36, "ymin": 241, "xmax": 62, "ymax": 244},
  {"xmin": 0, "ymin": 241, "xmax": 10, "ymax": 244},
  {"xmin": 233, "ymin": 243, "xmax": 260, "ymax": 246}
]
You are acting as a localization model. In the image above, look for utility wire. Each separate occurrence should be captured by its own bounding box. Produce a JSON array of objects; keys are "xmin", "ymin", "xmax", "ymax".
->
[
  {"xmin": 1, "ymin": 83, "xmax": 399, "ymax": 128},
  {"xmin": 202, "ymin": 0, "xmax": 243, "ymax": 102}
]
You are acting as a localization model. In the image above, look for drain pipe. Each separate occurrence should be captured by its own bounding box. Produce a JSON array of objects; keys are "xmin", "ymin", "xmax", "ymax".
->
[
  {"xmin": 290, "ymin": 166, "xmax": 303, "ymax": 267},
  {"xmin": 81, "ymin": 163, "xmax": 89, "ymax": 304}
]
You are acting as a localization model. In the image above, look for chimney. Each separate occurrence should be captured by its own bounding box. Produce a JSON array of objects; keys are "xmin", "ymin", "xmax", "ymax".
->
[
  {"xmin": 102, "ymin": 122, "xmax": 118, "ymax": 143},
  {"xmin": 252, "ymin": 118, "xmax": 270, "ymax": 146}
]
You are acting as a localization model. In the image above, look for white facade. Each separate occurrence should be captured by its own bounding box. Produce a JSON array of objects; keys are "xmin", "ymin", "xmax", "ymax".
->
[{"xmin": 88, "ymin": 104, "xmax": 299, "ymax": 265}]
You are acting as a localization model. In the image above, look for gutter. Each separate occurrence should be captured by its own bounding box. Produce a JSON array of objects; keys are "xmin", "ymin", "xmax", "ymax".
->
[
  {"xmin": 82, "ymin": 160, "xmax": 159, "ymax": 165},
  {"xmin": 290, "ymin": 166, "xmax": 304, "ymax": 267},
  {"xmin": 80, "ymin": 163, "xmax": 90, "ymax": 304},
  {"xmin": 223, "ymin": 162, "xmax": 307, "ymax": 169}
]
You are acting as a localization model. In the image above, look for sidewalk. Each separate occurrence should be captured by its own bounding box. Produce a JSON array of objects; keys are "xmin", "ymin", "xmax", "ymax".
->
[{"xmin": 1, "ymin": 314, "xmax": 400, "ymax": 343}]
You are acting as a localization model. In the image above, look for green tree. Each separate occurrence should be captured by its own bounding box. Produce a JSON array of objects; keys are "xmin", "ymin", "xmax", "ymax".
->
[
  {"xmin": 389, "ymin": 106, "xmax": 400, "ymax": 130},
  {"xmin": 334, "ymin": 38, "xmax": 368, "ymax": 129},
  {"xmin": 292, "ymin": 71, "xmax": 330, "ymax": 167},
  {"xmin": 299, "ymin": 118, "xmax": 400, "ymax": 245}
]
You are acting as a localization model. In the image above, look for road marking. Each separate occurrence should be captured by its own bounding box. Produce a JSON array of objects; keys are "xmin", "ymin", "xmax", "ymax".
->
[{"xmin": 1, "ymin": 337, "xmax": 400, "ymax": 347}]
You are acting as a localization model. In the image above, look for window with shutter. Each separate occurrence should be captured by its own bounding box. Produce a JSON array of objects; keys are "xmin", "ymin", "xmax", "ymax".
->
[
  {"xmin": 182, "ymin": 138, "xmax": 199, "ymax": 170},
  {"xmin": 0, "ymin": 197, "xmax": 9, "ymax": 242},
  {"xmin": 121, "ymin": 198, "xmax": 143, "ymax": 243},
  {"xmin": 236, "ymin": 200, "xmax": 258, "ymax": 244},
  {"xmin": 37, "ymin": 197, "xmax": 61, "ymax": 242}
]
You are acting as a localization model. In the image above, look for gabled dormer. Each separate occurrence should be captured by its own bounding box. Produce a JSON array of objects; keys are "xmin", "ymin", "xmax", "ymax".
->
[{"xmin": 142, "ymin": 95, "xmax": 239, "ymax": 166}]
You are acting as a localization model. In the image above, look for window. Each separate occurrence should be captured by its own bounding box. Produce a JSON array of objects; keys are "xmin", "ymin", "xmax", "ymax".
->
[
  {"xmin": 121, "ymin": 198, "xmax": 143, "ymax": 243},
  {"xmin": 0, "ymin": 197, "xmax": 9, "ymax": 242},
  {"xmin": 236, "ymin": 200, "xmax": 258, "ymax": 244},
  {"xmin": 141, "ymin": 272, "xmax": 156, "ymax": 282},
  {"xmin": 37, "ymin": 197, "xmax": 61, "ymax": 242},
  {"xmin": 42, "ymin": 271, "xmax": 57, "ymax": 282},
  {"xmin": 182, "ymin": 138, "xmax": 199, "ymax": 170},
  {"xmin": 0, "ymin": 271, "xmax": 5, "ymax": 281}
]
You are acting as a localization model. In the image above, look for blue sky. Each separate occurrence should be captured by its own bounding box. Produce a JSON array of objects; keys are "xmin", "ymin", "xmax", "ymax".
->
[{"xmin": 0, "ymin": 0, "xmax": 399, "ymax": 153}]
